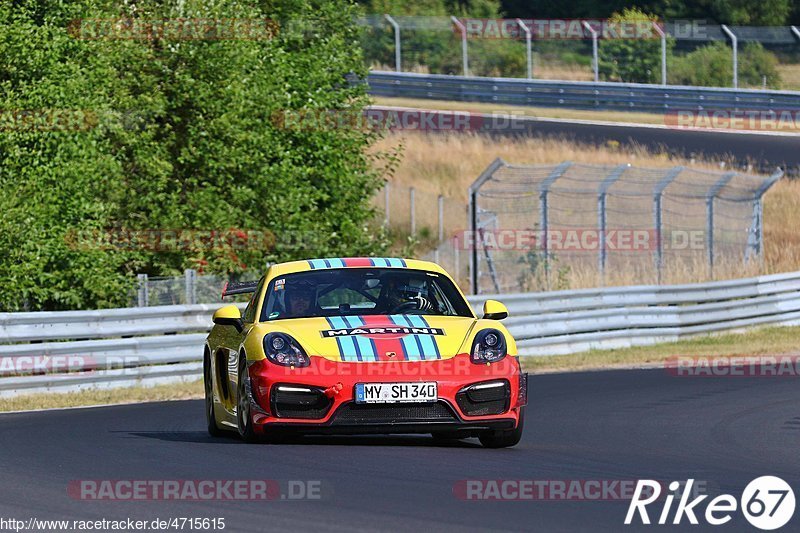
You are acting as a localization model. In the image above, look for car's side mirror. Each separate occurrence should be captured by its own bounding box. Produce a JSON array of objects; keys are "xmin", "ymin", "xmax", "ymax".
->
[
  {"xmin": 483, "ymin": 300, "xmax": 508, "ymax": 320},
  {"xmin": 213, "ymin": 305, "xmax": 244, "ymax": 332}
]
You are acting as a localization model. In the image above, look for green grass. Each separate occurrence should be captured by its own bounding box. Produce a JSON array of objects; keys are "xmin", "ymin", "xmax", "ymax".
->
[
  {"xmin": 522, "ymin": 325, "xmax": 800, "ymax": 373},
  {"xmin": 0, "ymin": 379, "xmax": 203, "ymax": 413}
]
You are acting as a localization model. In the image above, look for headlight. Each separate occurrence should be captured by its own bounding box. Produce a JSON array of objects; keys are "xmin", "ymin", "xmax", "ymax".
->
[
  {"xmin": 263, "ymin": 333, "xmax": 310, "ymax": 368},
  {"xmin": 470, "ymin": 329, "xmax": 507, "ymax": 364}
]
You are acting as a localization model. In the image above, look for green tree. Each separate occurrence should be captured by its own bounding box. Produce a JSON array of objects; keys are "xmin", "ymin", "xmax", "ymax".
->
[
  {"xmin": 0, "ymin": 0, "xmax": 387, "ymax": 311},
  {"xmin": 599, "ymin": 8, "xmax": 673, "ymax": 83}
]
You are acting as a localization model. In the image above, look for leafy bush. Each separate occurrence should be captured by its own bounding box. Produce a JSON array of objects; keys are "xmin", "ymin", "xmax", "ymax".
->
[
  {"xmin": 598, "ymin": 8, "xmax": 672, "ymax": 84},
  {"xmin": 0, "ymin": 0, "xmax": 387, "ymax": 311},
  {"xmin": 669, "ymin": 42, "xmax": 781, "ymax": 88}
]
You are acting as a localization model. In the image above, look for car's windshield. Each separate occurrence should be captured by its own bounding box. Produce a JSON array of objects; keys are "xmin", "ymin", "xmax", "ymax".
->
[{"xmin": 260, "ymin": 268, "xmax": 473, "ymax": 321}]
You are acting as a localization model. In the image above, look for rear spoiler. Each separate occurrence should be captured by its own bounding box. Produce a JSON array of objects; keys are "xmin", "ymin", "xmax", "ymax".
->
[{"xmin": 221, "ymin": 280, "xmax": 259, "ymax": 298}]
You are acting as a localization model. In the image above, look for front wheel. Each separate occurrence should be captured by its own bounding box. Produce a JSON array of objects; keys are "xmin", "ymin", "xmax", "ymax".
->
[
  {"xmin": 479, "ymin": 408, "xmax": 525, "ymax": 449},
  {"xmin": 204, "ymin": 351, "xmax": 224, "ymax": 437},
  {"xmin": 236, "ymin": 355, "xmax": 259, "ymax": 443}
]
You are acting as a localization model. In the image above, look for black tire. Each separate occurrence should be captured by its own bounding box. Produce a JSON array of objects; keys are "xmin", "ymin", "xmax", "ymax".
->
[
  {"xmin": 204, "ymin": 351, "xmax": 225, "ymax": 437},
  {"xmin": 236, "ymin": 354, "xmax": 259, "ymax": 443},
  {"xmin": 478, "ymin": 408, "xmax": 525, "ymax": 449}
]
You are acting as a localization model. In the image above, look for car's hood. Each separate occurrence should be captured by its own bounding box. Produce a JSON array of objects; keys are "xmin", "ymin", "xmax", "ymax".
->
[{"xmin": 267, "ymin": 314, "xmax": 478, "ymax": 362}]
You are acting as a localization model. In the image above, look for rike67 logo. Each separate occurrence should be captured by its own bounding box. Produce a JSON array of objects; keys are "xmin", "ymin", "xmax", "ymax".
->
[{"xmin": 626, "ymin": 477, "xmax": 795, "ymax": 530}]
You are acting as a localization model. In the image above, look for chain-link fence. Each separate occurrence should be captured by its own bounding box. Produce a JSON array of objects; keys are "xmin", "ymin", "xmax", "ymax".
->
[
  {"xmin": 131, "ymin": 270, "xmax": 258, "ymax": 306},
  {"xmin": 374, "ymin": 181, "xmax": 465, "ymax": 244},
  {"xmin": 358, "ymin": 16, "xmax": 800, "ymax": 89},
  {"xmin": 461, "ymin": 159, "xmax": 782, "ymax": 294}
]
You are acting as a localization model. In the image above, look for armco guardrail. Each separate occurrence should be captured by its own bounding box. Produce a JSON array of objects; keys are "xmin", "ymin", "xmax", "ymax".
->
[
  {"xmin": 367, "ymin": 71, "xmax": 800, "ymax": 114},
  {"xmin": 0, "ymin": 303, "xmax": 245, "ymax": 398},
  {"xmin": 1, "ymin": 272, "xmax": 799, "ymax": 396}
]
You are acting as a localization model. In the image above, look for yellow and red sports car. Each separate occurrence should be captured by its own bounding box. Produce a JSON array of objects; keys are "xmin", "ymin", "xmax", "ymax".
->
[{"xmin": 204, "ymin": 257, "xmax": 527, "ymax": 447}]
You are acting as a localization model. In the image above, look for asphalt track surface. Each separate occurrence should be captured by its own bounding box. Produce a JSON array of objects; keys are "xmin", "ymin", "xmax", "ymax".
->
[
  {"xmin": 1, "ymin": 368, "xmax": 798, "ymax": 532},
  {"xmin": 375, "ymin": 105, "xmax": 800, "ymax": 174},
  {"xmin": 496, "ymin": 118, "xmax": 800, "ymax": 174}
]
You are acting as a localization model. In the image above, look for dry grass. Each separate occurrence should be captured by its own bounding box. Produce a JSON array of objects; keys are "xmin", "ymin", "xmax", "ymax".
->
[
  {"xmin": 776, "ymin": 63, "xmax": 800, "ymax": 91},
  {"xmin": 0, "ymin": 380, "xmax": 203, "ymax": 412},
  {"xmin": 532, "ymin": 61, "xmax": 595, "ymax": 81},
  {"xmin": 522, "ymin": 325, "xmax": 800, "ymax": 373},
  {"xmin": 374, "ymin": 132, "xmax": 731, "ymax": 202},
  {"xmin": 372, "ymin": 132, "xmax": 800, "ymax": 287}
]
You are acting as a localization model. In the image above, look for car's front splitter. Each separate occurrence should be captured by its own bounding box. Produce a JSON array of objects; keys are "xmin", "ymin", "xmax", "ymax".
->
[{"xmin": 246, "ymin": 353, "xmax": 525, "ymax": 434}]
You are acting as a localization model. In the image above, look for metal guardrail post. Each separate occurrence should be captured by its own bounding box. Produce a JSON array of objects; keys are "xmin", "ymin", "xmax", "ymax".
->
[
  {"xmin": 137, "ymin": 274, "xmax": 149, "ymax": 307},
  {"xmin": 384, "ymin": 15, "xmax": 401, "ymax": 73},
  {"xmin": 517, "ymin": 18, "xmax": 532, "ymax": 79},
  {"xmin": 582, "ymin": 22, "xmax": 599, "ymax": 83},
  {"xmin": 653, "ymin": 166, "xmax": 684, "ymax": 284},
  {"xmin": 469, "ymin": 158, "xmax": 506, "ymax": 294},
  {"xmin": 409, "ymin": 187, "xmax": 416, "ymax": 235},
  {"xmin": 451, "ymin": 16, "xmax": 469, "ymax": 77},
  {"xmin": 184, "ymin": 269, "xmax": 197, "ymax": 305},
  {"xmin": 539, "ymin": 162, "xmax": 572, "ymax": 289},
  {"xmin": 706, "ymin": 172, "xmax": 737, "ymax": 276},
  {"xmin": 721, "ymin": 25, "xmax": 738, "ymax": 89},
  {"xmin": 653, "ymin": 22, "xmax": 667, "ymax": 86},
  {"xmin": 597, "ymin": 165, "xmax": 629, "ymax": 281}
]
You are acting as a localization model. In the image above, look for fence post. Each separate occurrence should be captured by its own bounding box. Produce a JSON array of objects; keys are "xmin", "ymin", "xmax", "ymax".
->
[
  {"xmin": 384, "ymin": 15, "xmax": 401, "ymax": 73},
  {"xmin": 137, "ymin": 273, "xmax": 149, "ymax": 307},
  {"xmin": 597, "ymin": 165, "xmax": 629, "ymax": 282},
  {"xmin": 437, "ymin": 194, "xmax": 444, "ymax": 243},
  {"xmin": 409, "ymin": 187, "xmax": 416, "ymax": 235},
  {"xmin": 451, "ymin": 16, "xmax": 469, "ymax": 76},
  {"xmin": 384, "ymin": 182, "xmax": 390, "ymax": 226},
  {"xmin": 652, "ymin": 166, "xmax": 684, "ymax": 284},
  {"xmin": 539, "ymin": 162, "xmax": 572, "ymax": 289},
  {"xmin": 469, "ymin": 158, "xmax": 506, "ymax": 294},
  {"xmin": 721, "ymin": 25, "xmax": 738, "ymax": 89},
  {"xmin": 184, "ymin": 269, "xmax": 197, "ymax": 305},
  {"xmin": 745, "ymin": 169, "xmax": 783, "ymax": 264},
  {"xmin": 705, "ymin": 172, "xmax": 737, "ymax": 277},
  {"xmin": 653, "ymin": 22, "xmax": 667, "ymax": 86},
  {"xmin": 517, "ymin": 19, "xmax": 532, "ymax": 79},
  {"xmin": 582, "ymin": 22, "xmax": 599, "ymax": 83}
]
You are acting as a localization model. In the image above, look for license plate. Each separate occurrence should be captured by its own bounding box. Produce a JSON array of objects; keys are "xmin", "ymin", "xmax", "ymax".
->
[{"xmin": 354, "ymin": 382, "xmax": 437, "ymax": 404}]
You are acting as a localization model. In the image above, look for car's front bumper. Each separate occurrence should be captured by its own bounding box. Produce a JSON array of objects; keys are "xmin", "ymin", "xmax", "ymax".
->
[{"xmin": 246, "ymin": 353, "xmax": 526, "ymax": 435}]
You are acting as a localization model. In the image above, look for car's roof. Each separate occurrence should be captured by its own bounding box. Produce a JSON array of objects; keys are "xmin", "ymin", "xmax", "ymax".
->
[{"xmin": 267, "ymin": 257, "xmax": 449, "ymax": 278}]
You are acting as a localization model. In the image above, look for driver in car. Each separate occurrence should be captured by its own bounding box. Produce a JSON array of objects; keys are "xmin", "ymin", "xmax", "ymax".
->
[
  {"xmin": 285, "ymin": 283, "xmax": 315, "ymax": 317},
  {"xmin": 382, "ymin": 279, "xmax": 435, "ymax": 313}
]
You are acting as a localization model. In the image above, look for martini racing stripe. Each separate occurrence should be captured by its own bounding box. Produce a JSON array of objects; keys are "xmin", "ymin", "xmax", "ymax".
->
[
  {"xmin": 359, "ymin": 315, "xmax": 408, "ymax": 361},
  {"xmin": 343, "ymin": 315, "xmax": 378, "ymax": 362},
  {"xmin": 326, "ymin": 316, "xmax": 378, "ymax": 362},
  {"xmin": 307, "ymin": 258, "xmax": 408, "ymax": 269},
  {"xmin": 389, "ymin": 315, "xmax": 441, "ymax": 361}
]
